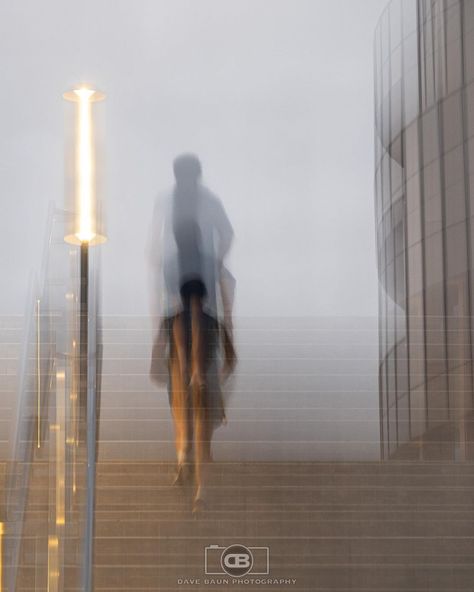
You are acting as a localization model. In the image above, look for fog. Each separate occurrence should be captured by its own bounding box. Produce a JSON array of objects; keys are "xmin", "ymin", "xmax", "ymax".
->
[{"xmin": 0, "ymin": 0, "xmax": 387, "ymax": 318}]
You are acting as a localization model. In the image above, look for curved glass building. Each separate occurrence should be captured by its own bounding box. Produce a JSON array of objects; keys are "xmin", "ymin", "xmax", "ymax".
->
[{"xmin": 375, "ymin": 0, "xmax": 474, "ymax": 459}]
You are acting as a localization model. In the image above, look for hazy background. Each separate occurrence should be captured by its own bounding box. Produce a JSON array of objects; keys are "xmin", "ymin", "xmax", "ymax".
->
[
  {"xmin": 0, "ymin": 0, "xmax": 388, "ymax": 461},
  {"xmin": 0, "ymin": 0, "xmax": 387, "ymax": 318}
]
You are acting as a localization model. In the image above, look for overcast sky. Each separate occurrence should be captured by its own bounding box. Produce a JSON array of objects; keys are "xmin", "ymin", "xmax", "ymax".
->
[{"xmin": 0, "ymin": 0, "xmax": 387, "ymax": 318}]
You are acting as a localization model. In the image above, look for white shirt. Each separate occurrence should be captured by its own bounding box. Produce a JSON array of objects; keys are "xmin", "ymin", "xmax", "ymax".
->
[{"xmin": 147, "ymin": 183, "xmax": 234, "ymax": 321}]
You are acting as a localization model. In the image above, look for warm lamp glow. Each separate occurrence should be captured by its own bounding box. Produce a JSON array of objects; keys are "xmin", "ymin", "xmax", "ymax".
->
[
  {"xmin": 63, "ymin": 86, "xmax": 106, "ymax": 245},
  {"xmin": 76, "ymin": 89, "xmax": 94, "ymax": 242}
]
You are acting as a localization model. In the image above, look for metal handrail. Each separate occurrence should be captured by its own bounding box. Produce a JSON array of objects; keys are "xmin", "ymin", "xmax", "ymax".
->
[
  {"xmin": 4, "ymin": 203, "xmax": 100, "ymax": 592},
  {"xmin": 4, "ymin": 201, "xmax": 57, "ymax": 592}
]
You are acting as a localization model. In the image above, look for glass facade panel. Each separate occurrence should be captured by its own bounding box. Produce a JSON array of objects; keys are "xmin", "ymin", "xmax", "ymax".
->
[
  {"xmin": 446, "ymin": 222, "xmax": 467, "ymax": 280},
  {"xmin": 422, "ymin": 30, "xmax": 436, "ymax": 108},
  {"xmin": 448, "ymin": 365, "xmax": 472, "ymax": 423},
  {"xmin": 401, "ymin": 0, "xmax": 417, "ymax": 35},
  {"xmin": 390, "ymin": 0, "xmax": 402, "ymax": 50},
  {"xmin": 423, "ymin": 161, "xmax": 442, "ymax": 236},
  {"xmin": 405, "ymin": 120, "xmax": 419, "ymax": 177},
  {"xmin": 447, "ymin": 38, "xmax": 463, "ymax": 93},
  {"xmin": 465, "ymin": 27, "xmax": 474, "ymax": 84},
  {"xmin": 404, "ymin": 65, "xmax": 420, "ymax": 123},
  {"xmin": 425, "ymin": 310, "xmax": 446, "ymax": 379},
  {"xmin": 446, "ymin": 2, "xmax": 462, "ymax": 43},
  {"xmin": 391, "ymin": 44, "xmax": 402, "ymax": 87},
  {"xmin": 445, "ymin": 178, "xmax": 467, "ymax": 227},
  {"xmin": 427, "ymin": 374, "xmax": 449, "ymax": 424},
  {"xmin": 393, "ymin": 200, "xmax": 405, "ymax": 255},
  {"xmin": 410, "ymin": 386, "xmax": 426, "ymax": 439},
  {"xmin": 442, "ymin": 93, "xmax": 463, "ymax": 152},
  {"xmin": 422, "ymin": 109, "xmax": 440, "ymax": 166},
  {"xmin": 466, "ymin": 83, "xmax": 474, "ymax": 139},
  {"xmin": 375, "ymin": 0, "xmax": 474, "ymax": 459},
  {"xmin": 408, "ymin": 242, "xmax": 423, "ymax": 296},
  {"xmin": 397, "ymin": 394, "xmax": 410, "ymax": 444},
  {"xmin": 407, "ymin": 175, "xmax": 422, "ymax": 246},
  {"xmin": 465, "ymin": 0, "xmax": 474, "ymax": 35},
  {"xmin": 395, "ymin": 253, "xmax": 406, "ymax": 306},
  {"xmin": 388, "ymin": 351, "xmax": 397, "ymax": 410},
  {"xmin": 408, "ymin": 248, "xmax": 425, "ymax": 390},
  {"xmin": 444, "ymin": 144, "xmax": 464, "ymax": 185},
  {"xmin": 391, "ymin": 143, "xmax": 403, "ymax": 193},
  {"xmin": 408, "ymin": 324, "xmax": 425, "ymax": 390},
  {"xmin": 381, "ymin": 9, "xmax": 390, "ymax": 65}
]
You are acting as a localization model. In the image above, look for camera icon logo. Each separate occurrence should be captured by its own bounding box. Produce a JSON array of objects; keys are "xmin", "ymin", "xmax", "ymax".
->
[{"xmin": 205, "ymin": 544, "xmax": 270, "ymax": 577}]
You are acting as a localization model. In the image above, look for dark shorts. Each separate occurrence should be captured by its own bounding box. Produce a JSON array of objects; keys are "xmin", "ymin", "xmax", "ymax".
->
[{"xmin": 179, "ymin": 277, "xmax": 207, "ymax": 306}]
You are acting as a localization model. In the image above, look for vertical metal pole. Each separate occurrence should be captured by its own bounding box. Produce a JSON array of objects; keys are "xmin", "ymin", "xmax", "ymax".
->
[
  {"xmin": 64, "ymin": 85, "xmax": 105, "ymax": 592},
  {"xmin": 80, "ymin": 244, "xmax": 89, "ymax": 412},
  {"xmin": 80, "ymin": 242, "xmax": 96, "ymax": 592},
  {"xmin": 37, "ymin": 299, "xmax": 41, "ymax": 449}
]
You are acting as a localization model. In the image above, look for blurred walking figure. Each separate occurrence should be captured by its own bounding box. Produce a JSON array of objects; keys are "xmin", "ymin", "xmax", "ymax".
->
[{"xmin": 147, "ymin": 153, "xmax": 236, "ymax": 513}]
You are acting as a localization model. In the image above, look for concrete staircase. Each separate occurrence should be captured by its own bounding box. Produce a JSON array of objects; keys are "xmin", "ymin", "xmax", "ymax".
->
[
  {"xmin": 13, "ymin": 459, "xmax": 474, "ymax": 591},
  {"xmin": 7, "ymin": 316, "xmax": 474, "ymax": 590},
  {"xmin": 91, "ymin": 460, "xmax": 474, "ymax": 591}
]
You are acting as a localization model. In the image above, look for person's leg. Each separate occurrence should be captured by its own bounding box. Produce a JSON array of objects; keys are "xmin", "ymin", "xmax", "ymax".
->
[
  {"xmin": 189, "ymin": 296, "xmax": 212, "ymax": 507},
  {"xmin": 192, "ymin": 380, "xmax": 203, "ymax": 497},
  {"xmin": 190, "ymin": 294, "xmax": 205, "ymax": 389},
  {"xmin": 171, "ymin": 315, "xmax": 191, "ymax": 481},
  {"xmin": 172, "ymin": 312, "xmax": 188, "ymax": 386},
  {"xmin": 221, "ymin": 323, "xmax": 237, "ymax": 384},
  {"xmin": 192, "ymin": 380, "xmax": 212, "ymax": 506}
]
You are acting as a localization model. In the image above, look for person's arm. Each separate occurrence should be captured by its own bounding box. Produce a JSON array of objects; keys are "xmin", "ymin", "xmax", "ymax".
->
[
  {"xmin": 219, "ymin": 265, "xmax": 236, "ymax": 384},
  {"xmin": 212, "ymin": 199, "xmax": 234, "ymax": 329},
  {"xmin": 212, "ymin": 200, "xmax": 236, "ymax": 362},
  {"xmin": 213, "ymin": 198, "xmax": 234, "ymax": 262},
  {"xmin": 220, "ymin": 265, "xmax": 235, "ymax": 333}
]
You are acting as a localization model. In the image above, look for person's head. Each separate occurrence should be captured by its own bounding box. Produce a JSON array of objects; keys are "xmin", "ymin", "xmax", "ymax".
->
[{"xmin": 173, "ymin": 153, "xmax": 202, "ymax": 189}]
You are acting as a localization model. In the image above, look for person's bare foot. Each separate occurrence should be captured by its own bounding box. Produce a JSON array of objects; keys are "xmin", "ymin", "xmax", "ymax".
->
[
  {"xmin": 192, "ymin": 487, "xmax": 208, "ymax": 515},
  {"xmin": 172, "ymin": 463, "xmax": 187, "ymax": 486},
  {"xmin": 172, "ymin": 451, "xmax": 193, "ymax": 486}
]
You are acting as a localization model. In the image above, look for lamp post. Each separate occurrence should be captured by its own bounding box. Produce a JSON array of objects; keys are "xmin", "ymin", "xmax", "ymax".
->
[{"xmin": 63, "ymin": 86, "xmax": 106, "ymax": 592}]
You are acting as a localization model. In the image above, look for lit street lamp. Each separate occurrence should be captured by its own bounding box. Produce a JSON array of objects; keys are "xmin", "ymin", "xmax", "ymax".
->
[{"xmin": 63, "ymin": 86, "xmax": 106, "ymax": 592}]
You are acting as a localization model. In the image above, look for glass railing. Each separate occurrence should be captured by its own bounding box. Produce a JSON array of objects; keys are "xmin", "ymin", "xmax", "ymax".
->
[{"xmin": 4, "ymin": 205, "xmax": 100, "ymax": 591}]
